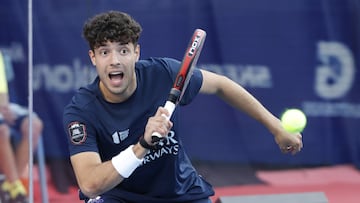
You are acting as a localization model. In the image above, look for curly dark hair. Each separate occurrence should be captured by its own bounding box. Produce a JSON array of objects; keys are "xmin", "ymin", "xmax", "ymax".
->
[{"xmin": 82, "ymin": 11, "xmax": 142, "ymax": 50}]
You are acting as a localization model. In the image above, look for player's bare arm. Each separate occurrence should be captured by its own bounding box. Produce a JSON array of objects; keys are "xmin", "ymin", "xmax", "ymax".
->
[
  {"xmin": 71, "ymin": 147, "xmax": 149, "ymax": 198},
  {"xmin": 70, "ymin": 152, "xmax": 124, "ymax": 198},
  {"xmin": 199, "ymin": 69, "xmax": 303, "ymax": 154}
]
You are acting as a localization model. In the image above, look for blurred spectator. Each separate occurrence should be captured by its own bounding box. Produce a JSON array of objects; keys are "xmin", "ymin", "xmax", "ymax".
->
[{"xmin": 0, "ymin": 50, "xmax": 43, "ymax": 203}]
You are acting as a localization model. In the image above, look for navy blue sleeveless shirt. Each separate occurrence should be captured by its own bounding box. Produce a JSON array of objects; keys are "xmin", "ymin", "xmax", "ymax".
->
[{"xmin": 63, "ymin": 57, "xmax": 214, "ymax": 202}]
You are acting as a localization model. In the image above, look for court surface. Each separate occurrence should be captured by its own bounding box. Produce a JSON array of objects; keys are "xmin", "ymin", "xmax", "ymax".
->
[{"xmin": 33, "ymin": 163, "xmax": 360, "ymax": 203}]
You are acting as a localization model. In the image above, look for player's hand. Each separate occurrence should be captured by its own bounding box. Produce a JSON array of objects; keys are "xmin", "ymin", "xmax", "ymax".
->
[
  {"xmin": 144, "ymin": 107, "xmax": 173, "ymax": 144},
  {"xmin": 0, "ymin": 105, "xmax": 16, "ymax": 125},
  {"xmin": 274, "ymin": 129, "xmax": 303, "ymax": 155}
]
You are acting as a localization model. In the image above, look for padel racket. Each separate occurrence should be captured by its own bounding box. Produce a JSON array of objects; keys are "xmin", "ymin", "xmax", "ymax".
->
[{"xmin": 151, "ymin": 29, "xmax": 207, "ymax": 143}]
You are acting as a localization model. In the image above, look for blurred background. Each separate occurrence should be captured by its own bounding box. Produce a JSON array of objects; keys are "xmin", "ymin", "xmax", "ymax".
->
[{"xmin": 0, "ymin": 0, "xmax": 359, "ymax": 202}]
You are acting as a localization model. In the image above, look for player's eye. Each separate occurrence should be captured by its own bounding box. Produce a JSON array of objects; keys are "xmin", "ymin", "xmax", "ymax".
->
[
  {"xmin": 119, "ymin": 48, "xmax": 129, "ymax": 55},
  {"xmin": 99, "ymin": 50, "xmax": 108, "ymax": 56}
]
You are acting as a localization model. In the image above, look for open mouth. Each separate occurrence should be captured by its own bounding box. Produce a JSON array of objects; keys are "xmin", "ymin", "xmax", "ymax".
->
[
  {"xmin": 108, "ymin": 71, "xmax": 124, "ymax": 86},
  {"xmin": 109, "ymin": 71, "xmax": 124, "ymax": 80}
]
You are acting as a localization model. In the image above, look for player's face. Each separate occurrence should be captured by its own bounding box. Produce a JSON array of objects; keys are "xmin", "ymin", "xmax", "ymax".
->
[{"xmin": 89, "ymin": 41, "xmax": 140, "ymax": 103}]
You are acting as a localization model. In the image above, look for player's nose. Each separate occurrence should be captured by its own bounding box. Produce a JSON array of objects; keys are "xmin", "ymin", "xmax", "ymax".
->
[{"xmin": 110, "ymin": 51, "xmax": 121, "ymax": 66}]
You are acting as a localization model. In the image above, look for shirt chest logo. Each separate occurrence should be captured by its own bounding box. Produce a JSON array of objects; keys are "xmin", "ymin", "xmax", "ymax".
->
[{"xmin": 112, "ymin": 129, "xmax": 129, "ymax": 144}]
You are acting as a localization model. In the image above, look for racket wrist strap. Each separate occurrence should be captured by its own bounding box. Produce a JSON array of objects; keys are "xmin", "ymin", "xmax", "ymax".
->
[
  {"xmin": 139, "ymin": 136, "xmax": 158, "ymax": 150},
  {"xmin": 111, "ymin": 145, "xmax": 143, "ymax": 178}
]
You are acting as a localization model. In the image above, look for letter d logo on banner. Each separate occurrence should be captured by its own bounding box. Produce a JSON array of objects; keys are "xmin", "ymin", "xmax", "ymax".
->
[{"xmin": 315, "ymin": 41, "xmax": 355, "ymax": 99}]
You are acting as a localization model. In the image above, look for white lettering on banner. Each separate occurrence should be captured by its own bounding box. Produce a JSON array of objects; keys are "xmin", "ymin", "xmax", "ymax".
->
[
  {"xmin": 199, "ymin": 64, "xmax": 272, "ymax": 88},
  {"xmin": 315, "ymin": 41, "xmax": 355, "ymax": 99},
  {"xmin": 1, "ymin": 42, "xmax": 97, "ymax": 92},
  {"xmin": 33, "ymin": 58, "xmax": 97, "ymax": 92},
  {"xmin": 0, "ymin": 42, "xmax": 26, "ymax": 62},
  {"xmin": 2, "ymin": 42, "xmax": 271, "ymax": 91},
  {"xmin": 302, "ymin": 41, "xmax": 358, "ymax": 118},
  {"xmin": 34, "ymin": 62, "xmax": 271, "ymax": 92},
  {"xmin": 302, "ymin": 102, "xmax": 360, "ymax": 118}
]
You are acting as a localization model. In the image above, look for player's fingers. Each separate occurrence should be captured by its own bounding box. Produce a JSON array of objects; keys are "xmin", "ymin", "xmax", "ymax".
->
[
  {"xmin": 155, "ymin": 127, "xmax": 167, "ymax": 137},
  {"xmin": 292, "ymin": 133, "xmax": 303, "ymax": 151},
  {"xmin": 167, "ymin": 120, "xmax": 173, "ymax": 130},
  {"xmin": 147, "ymin": 117, "xmax": 162, "ymax": 133},
  {"xmin": 280, "ymin": 146, "xmax": 291, "ymax": 154},
  {"xmin": 157, "ymin": 108, "xmax": 173, "ymax": 128},
  {"xmin": 282, "ymin": 147, "xmax": 297, "ymax": 155},
  {"xmin": 297, "ymin": 134, "xmax": 303, "ymax": 149},
  {"xmin": 155, "ymin": 107, "xmax": 170, "ymax": 117},
  {"xmin": 290, "ymin": 142, "xmax": 302, "ymax": 155},
  {"xmin": 280, "ymin": 143, "xmax": 301, "ymax": 154},
  {"xmin": 291, "ymin": 147, "xmax": 300, "ymax": 155},
  {"xmin": 151, "ymin": 116, "xmax": 172, "ymax": 135}
]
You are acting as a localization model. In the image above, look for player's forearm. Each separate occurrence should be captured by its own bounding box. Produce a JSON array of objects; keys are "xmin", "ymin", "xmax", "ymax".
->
[
  {"xmin": 72, "ymin": 145, "xmax": 147, "ymax": 198},
  {"xmin": 75, "ymin": 160, "xmax": 124, "ymax": 198},
  {"xmin": 82, "ymin": 145, "xmax": 154, "ymax": 198}
]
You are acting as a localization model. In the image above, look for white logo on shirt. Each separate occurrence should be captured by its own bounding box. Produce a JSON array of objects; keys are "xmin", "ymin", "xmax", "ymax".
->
[
  {"xmin": 143, "ymin": 131, "xmax": 179, "ymax": 164},
  {"xmin": 112, "ymin": 129, "xmax": 129, "ymax": 144}
]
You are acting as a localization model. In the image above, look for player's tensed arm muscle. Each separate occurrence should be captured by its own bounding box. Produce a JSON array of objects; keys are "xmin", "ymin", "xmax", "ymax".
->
[
  {"xmin": 70, "ymin": 152, "xmax": 124, "ymax": 198},
  {"xmin": 199, "ymin": 69, "xmax": 302, "ymax": 153},
  {"xmin": 70, "ymin": 143, "xmax": 148, "ymax": 198}
]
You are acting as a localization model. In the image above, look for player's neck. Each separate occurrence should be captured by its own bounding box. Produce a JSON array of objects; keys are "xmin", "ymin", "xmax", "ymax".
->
[{"xmin": 99, "ymin": 79, "xmax": 137, "ymax": 103}]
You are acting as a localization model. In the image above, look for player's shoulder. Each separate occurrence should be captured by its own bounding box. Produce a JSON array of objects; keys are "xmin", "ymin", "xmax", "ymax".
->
[
  {"xmin": 136, "ymin": 57, "xmax": 180, "ymax": 69},
  {"xmin": 136, "ymin": 57, "xmax": 181, "ymax": 78},
  {"xmin": 64, "ymin": 78, "xmax": 99, "ymax": 111}
]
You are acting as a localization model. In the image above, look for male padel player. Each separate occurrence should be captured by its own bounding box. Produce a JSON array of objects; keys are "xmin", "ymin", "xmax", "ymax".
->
[{"xmin": 63, "ymin": 10, "xmax": 303, "ymax": 203}]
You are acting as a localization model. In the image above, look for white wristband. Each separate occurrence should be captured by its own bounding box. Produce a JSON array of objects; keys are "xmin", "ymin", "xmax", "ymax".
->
[{"xmin": 111, "ymin": 145, "xmax": 143, "ymax": 178}]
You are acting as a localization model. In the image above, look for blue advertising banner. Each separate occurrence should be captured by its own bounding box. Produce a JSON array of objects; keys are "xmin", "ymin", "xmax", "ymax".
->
[{"xmin": 1, "ymin": 0, "xmax": 359, "ymax": 167}]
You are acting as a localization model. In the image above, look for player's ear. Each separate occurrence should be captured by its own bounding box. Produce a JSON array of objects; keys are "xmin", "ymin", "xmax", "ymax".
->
[
  {"xmin": 135, "ymin": 44, "xmax": 140, "ymax": 61},
  {"xmin": 89, "ymin": 50, "xmax": 96, "ymax": 66}
]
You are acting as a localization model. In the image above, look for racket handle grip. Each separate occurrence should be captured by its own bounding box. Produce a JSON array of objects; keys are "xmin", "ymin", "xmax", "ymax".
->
[{"xmin": 151, "ymin": 101, "xmax": 176, "ymax": 143}]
